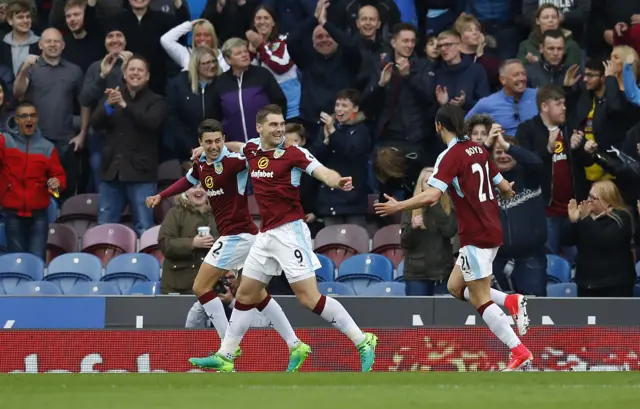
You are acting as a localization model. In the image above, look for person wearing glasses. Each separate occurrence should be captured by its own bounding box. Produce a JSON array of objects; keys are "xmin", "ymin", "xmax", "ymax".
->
[
  {"xmin": 434, "ymin": 30, "xmax": 489, "ymax": 112},
  {"xmin": 0, "ymin": 101, "xmax": 66, "ymax": 260}
]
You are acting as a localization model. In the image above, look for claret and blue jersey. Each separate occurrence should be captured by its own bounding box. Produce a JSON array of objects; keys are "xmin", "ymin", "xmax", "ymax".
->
[
  {"xmin": 242, "ymin": 137, "xmax": 322, "ymax": 231},
  {"xmin": 427, "ymin": 138, "xmax": 504, "ymax": 249},
  {"xmin": 186, "ymin": 145, "xmax": 258, "ymax": 236}
]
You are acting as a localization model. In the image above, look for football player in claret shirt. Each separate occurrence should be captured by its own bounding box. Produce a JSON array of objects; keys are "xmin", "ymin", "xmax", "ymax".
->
[
  {"xmin": 192, "ymin": 104, "xmax": 378, "ymax": 373},
  {"xmin": 146, "ymin": 119, "xmax": 306, "ymax": 371},
  {"xmin": 376, "ymin": 105, "xmax": 534, "ymax": 371}
]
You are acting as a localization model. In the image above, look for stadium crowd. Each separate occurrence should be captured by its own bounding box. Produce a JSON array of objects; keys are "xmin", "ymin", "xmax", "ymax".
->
[{"xmin": 1, "ymin": 0, "xmax": 640, "ymax": 299}]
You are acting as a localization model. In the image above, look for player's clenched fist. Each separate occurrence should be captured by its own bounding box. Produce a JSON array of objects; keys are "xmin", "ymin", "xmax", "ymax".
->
[{"xmin": 146, "ymin": 195, "xmax": 161, "ymax": 208}]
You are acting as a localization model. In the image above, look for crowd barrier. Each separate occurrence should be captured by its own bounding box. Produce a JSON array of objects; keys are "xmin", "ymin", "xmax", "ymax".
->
[
  {"xmin": 2, "ymin": 328, "xmax": 639, "ymax": 373},
  {"xmin": 2, "ymin": 296, "xmax": 639, "ymax": 373}
]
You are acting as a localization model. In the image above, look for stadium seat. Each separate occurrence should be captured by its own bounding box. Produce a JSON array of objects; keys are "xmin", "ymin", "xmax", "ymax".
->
[
  {"xmin": 127, "ymin": 281, "xmax": 161, "ymax": 295},
  {"xmin": 314, "ymin": 224, "xmax": 369, "ymax": 268},
  {"xmin": 46, "ymin": 223, "xmax": 79, "ymax": 266},
  {"xmin": 357, "ymin": 281, "xmax": 406, "ymax": 296},
  {"xmin": 102, "ymin": 253, "xmax": 161, "ymax": 294},
  {"xmin": 371, "ymin": 224, "xmax": 404, "ymax": 268},
  {"xmin": 82, "ymin": 223, "xmax": 137, "ymax": 267},
  {"xmin": 337, "ymin": 253, "xmax": 394, "ymax": 294},
  {"xmin": 635, "ymin": 261, "xmax": 640, "ymax": 283},
  {"xmin": 546, "ymin": 283, "xmax": 577, "ymax": 297},
  {"xmin": 635, "ymin": 285, "xmax": 640, "ymax": 298},
  {"xmin": 67, "ymin": 281, "xmax": 121, "ymax": 295},
  {"xmin": 153, "ymin": 199, "xmax": 174, "ymax": 224},
  {"xmin": 140, "ymin": 225, "xmax": 164, "ymax": 264},
  {"xmin": 546, "ymin": 254, "xmax": 571, "ymax": 284},
  {"xmin": 158, "ymin": 159, "xmax": 183, "ymax": 189},
  {"xmin": 45, "ymin": 253, "xmax": 103, "ymax": 294},
  {"xmin": 11, "ymin": 281, "xmax": 62, "ymax": 295},
  {"xmin": 317, "ymin": 281, "xmax": 355, "ymax": 296},
  {"xmin": 395, "ymin": 260, "xmax": 404, "ymax": 282},
  {"xmin": 56, "ymin": 193, "xmax": 100, "ymax": 238},
  {"xmin": 315, "ymin": 254, "xmax": 336, "ymax": 282},
  {"xmin": 0, "ymin": 253, "xmax": 45, "ymax": 294}
]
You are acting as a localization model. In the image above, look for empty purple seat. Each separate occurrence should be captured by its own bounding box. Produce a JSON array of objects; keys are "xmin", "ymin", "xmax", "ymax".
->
[
  {"xmin": 140, "ymin": 225, "xmax": 164, "ymax": 264},
  {"xmin": 56, "ymin": 194, "xmax": 99, "ymax": 238},
  {"xmin": 46, "ymin": 223, "xmax": 78, "ymax": 266},
  {"xmin": 82, "ymin": 224, "xmax": 137, "ymax": 267},
  {"xmin": 158, "ymin": 160, "xmax": 184, "ymax": 187},
  {"xmin": 372, "ymin": 224, "xmax": 403, "ymax": 268},
  {"xmin": 314, "ymin": 224, "xmax": 369, "ymax": 268}
]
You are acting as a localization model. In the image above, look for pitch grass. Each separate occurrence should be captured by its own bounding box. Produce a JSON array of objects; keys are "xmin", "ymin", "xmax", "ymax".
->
[{"xmin": 1, "ymin": 372, "xmax": 639, "ymax": 409}]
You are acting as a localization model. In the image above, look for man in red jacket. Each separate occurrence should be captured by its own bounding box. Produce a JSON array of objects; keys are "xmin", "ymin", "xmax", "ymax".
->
[{"xmin": 0, "ymin": 101, "xmax": 66, "ymax": 260}]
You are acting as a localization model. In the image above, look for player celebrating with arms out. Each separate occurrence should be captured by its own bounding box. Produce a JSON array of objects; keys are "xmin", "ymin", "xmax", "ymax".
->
[
  {"xmin": 375, "ymin": 105, "xmax": 533, "ymax": 371},
  {"xmin": 146, "ymin": 120, "xmax": 309, "ymax": 372},
  {"xmin": 194, "ymin": 105, "xmax": 377, "ymax": 373}
]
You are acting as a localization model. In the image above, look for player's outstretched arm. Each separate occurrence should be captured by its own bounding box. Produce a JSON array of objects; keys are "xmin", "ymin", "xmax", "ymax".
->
[
  {"xmin": 496, "ymin": 178, "xmax": 516, "ymax": 199},
  {"xmin": 146, "ymin": 177, "xmax": 194, "ymax": 208},
  {"xmin": 374, "ymin": 187, "xmax": 442, "ymax": 216},
  {"xmin": 312, "ymin": 166, "xmax": 353, "ymax": 191}
]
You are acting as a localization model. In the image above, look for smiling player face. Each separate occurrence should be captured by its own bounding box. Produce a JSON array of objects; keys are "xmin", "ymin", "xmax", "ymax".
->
[
  {"xmin": 200, "ymin": 131, "xmax": 225, "ymax": 162},
  {"xmin": 257, "ymin": 113, "xmax": 285, "ymax": 150}
]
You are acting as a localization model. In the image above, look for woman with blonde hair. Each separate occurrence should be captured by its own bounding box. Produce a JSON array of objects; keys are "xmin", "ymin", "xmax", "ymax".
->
[
  {"xmin": 161, "ymin": 19, "xmax": 229, "ymax": 72},
  {"xmin": 567, "ymin": 180, "xmax": 636, "ymax": 297},
  {"xmin": 166, "ymin": 47, "xmax": 219, "ymax": 167},
  {"xmin": 400, "ymin": 167, "xmax": 457, "ymax": 296}
]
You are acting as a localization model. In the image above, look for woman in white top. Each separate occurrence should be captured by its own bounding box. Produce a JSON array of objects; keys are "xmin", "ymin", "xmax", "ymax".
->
[{"xmin": 160, "ymin": 19, "xmax": 230, "ymax": 72}]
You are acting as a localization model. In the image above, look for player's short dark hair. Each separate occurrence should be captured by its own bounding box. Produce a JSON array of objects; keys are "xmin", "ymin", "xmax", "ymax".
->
[
  {"xmin": 536, "ymin": 84, "xmax": 565, "ymax": 110},
  {"xmin": 16, "ymin": 100, "xmax": 36, "ymax": 112},
  {"xmin": 541, "ymin": 29, "xmax": 565, "ymax": 44},
  {"xmin": 585, "ymin": 58, "xmax": 605, "ymax": 74},
  {"xmin": 392, "ymin": 23, "xmax": 416, "ymax": 38},
  {"xmin": 256, "ymin": 104, "xmax": 283, "ymax": 124},
  {"xmin": 198, "ymin": 119, "xmax": 224, "ymax": 139},
  {"xmin": 285, "ymin": 122, "xmax": 307, "ymax": 141},
  {"xmin": 335, "ymin": 88, "xmax": 360, "ymax": 106},
  {"xmin": 464, "ymin": 114, "xmax": 494, "ymax": 137},
  {"xmin": 435, "ymin": 104, "xmax": 466, "ymax": 139}
]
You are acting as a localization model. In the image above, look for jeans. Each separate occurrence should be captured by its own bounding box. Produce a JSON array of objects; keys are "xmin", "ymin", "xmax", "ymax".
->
[
  {"xmin": 493, "ymin": 252, "xmax": 548, "ymax": 296},
  {"xmin": 404, "ymin": 279, "xmax": 448, "ymax": 296},
  {"xmin": 98, "ymin": 181, "xmax": 156, "ymax": 236},
  {"xmin": 88, "ymin": 133, "xmax": 104, "ymax": 193},
  {"xmin": 3, "ymin": 209, "xmax": 49, "ymax": 260},
  {"xmin": 545, "ymin": 216, "xmax": 577, "ymax": 264}
]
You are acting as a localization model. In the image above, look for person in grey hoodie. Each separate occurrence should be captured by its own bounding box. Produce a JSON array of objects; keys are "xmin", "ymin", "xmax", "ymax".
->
[{"xmin": 0, "ymin": 0, "xmax": 39, "ymax": 75}]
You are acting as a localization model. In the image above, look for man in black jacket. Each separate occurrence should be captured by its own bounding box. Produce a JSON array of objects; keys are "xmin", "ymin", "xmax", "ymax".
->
[
  {"xmin": 288, "ymin": 0, "xmax": 362, "ymax": 144},
  {"xmin": 564, "ymin": 58, "xmax": 639, "ymax": 182},
  {"xmin": 516, "ymin": 84, "xmax": 592, "ymax": 263},
  {"xmin": 362, "ymin": 23, "xmax": 436, "ymax": 178},
  {"xmin": 91, "ymin": 55, "xmax": 167, "ymax": 236}
]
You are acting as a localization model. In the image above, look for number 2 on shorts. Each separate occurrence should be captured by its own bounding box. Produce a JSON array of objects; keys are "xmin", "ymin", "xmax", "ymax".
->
[{"xmin": 212, "ymin": 241, "xmax": 223, "ymax": 256}]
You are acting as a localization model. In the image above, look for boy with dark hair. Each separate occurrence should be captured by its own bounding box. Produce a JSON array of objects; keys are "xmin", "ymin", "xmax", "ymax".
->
[{"xmin": 0, "ymin": 0, "xmax": 39, "ymax": 75}]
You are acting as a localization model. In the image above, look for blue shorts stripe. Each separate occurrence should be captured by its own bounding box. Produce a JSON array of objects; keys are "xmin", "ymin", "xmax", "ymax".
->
[{"xmin": 217, "ymin": 236, "xmax": 241, "ymax": 268}]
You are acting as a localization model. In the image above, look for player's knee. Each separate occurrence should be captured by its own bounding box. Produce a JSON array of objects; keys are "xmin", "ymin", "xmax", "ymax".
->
[
  {"xmin": 448, "ymin": 281, "xmax": 464, "ymax": 301},
  {"xmin": 294, "ymin": 287, "xmax": 321, "ymax": 310}
]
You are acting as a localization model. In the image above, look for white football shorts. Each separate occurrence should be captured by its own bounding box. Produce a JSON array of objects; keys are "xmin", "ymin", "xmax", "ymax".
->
[
  {"xmin": 203, "ymin": 233, "xmax": 256, "ymax": 271},
  {"xmin": 242, "ymin": 219, "xmax": 320, "ymax": 284},
  {"xmin": 456, "ymin": 245, "xmax": 499, "ymax": 282}
]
